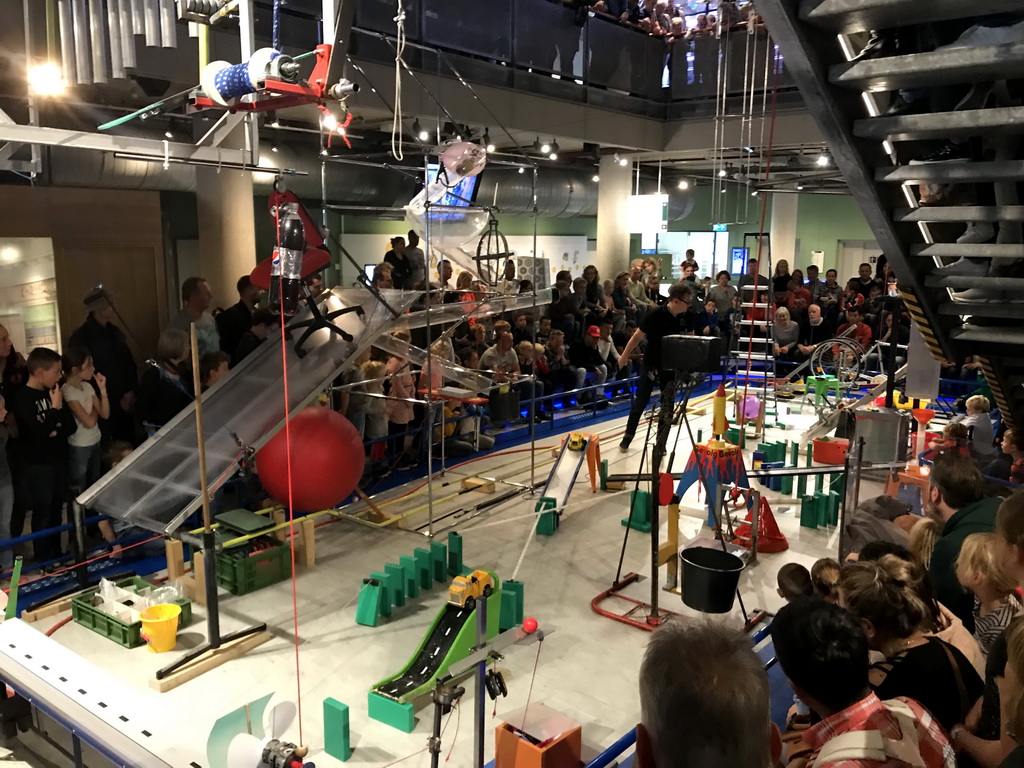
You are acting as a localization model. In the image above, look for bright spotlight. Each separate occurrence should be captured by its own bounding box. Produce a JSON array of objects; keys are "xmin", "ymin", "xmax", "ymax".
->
[
  {"xmin": 677, "ymin": 180, "xmax": 689, "ymax": 190},
  {"xmin": 27, "ymin": 62, "xmax": 66, "ymax": 97},
  {"xmin": 816, "ymin": 154, "xmax": 830, "ymax": 166},
  {"xmin": 486, "ymin": 143, "xmax": 496, "ymax": 153},
  {"xmin": 540, "ymin": 142, "xmax": 551, "ymax": 154},
  {"xmin": 618, "ymin": 156, "xmax": 629, "ymax": 166},
  {"xmin": 718, "ymin": 169, "xmax": 727, "ymax": 178},
  {"xmin": 592, "ymin": 174, "xmax": 600, "ymax": 182},
  {"xmin": 549, "ymin": 152, "xmax": 558, "ymax": 160},
  {"xmin": 518, "ymin": 167, "xmax": 525, "ymax": 174}
]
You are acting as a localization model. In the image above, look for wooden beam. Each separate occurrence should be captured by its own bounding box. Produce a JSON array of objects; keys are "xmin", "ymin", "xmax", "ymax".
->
[{"xmin": 150, "ymin": 630, "xmax": 272, "ymax": 693}]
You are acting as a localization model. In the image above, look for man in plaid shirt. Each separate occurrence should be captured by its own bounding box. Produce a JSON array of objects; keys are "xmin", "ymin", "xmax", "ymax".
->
[{"xmin": 773, "ymin": 599, "xmax": 956, "ymax": 768}]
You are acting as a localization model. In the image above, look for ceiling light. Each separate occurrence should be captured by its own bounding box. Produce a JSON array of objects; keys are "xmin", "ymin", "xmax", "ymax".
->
[
  {"xmin": 165, "ymin": 129, "xmax": 173, "ymax": 139},
  {"xmin": 483, "ymin": 128, "xmax": 494, "ymax": 153},
  {"xmin": 322, "ymin": 114, "xmax": 338, "ymax": 131},
  {"xmin": 548, "ymin": 152, "xmax": 558, "ymax": 160},
  {"xmin": 551, "ymin": 140, "xmax": 559, "ymax": 154},
  {"xmin": 592, "ymin": 174, "xmax": 600, "ymax": 182},
  {"xmin": 677, "ymin": 180, "xmax": 689, "ymax": 190},
  {"xmin": 720, "ymin": 188, "xmax": 727, "ymax": 194},
  {"xmin": 743, "ymin": 146, "xmax": 754, "ymax": 153},
  {"xmin": 751, "ymin": 190, "xmax": 759, "ymax": 197},
  {"xmin": 540, "ymin": 141, "xmax": 551, "ymax": 154},
  {"xmin": 413, "ymin": 119, "xmax": 428, "ymax": 142},
  {"xmin": 617, "ymin": 154, "xmax": 629, "ymax": 167},
  {"xmin": 27, "ymin": 61, "xmax": 66, "ymax": 97},
  {"xmin": 718, "ymin": 169, "xmax": 727, "ymax": 178},
  {"xmin": 518, "ymin": 167, "xmax": 525, "ymax": 174},
  {"xmin": 271, "ymin": 144, "xmax": 278, "ymax": 153},
  {"xmin": 816, "ymin": 153, "xmax": 830, "ymax": 166},
  {"xmin": 533, "ymin": 137, "xmax": 542, "ymax": 152},
  {"xmin": 797, "ymin": 184, "xmax": 804, "ymax": 190}
]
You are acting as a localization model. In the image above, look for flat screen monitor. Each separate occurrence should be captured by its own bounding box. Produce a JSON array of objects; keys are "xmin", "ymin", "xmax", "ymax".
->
[
  {"xmin": 426, "ymin": 162, "xmax": 480, "ymax": 210},
  {"xmin": 363, "ymin": 264, "xmax": 376, "ymax": 283}
]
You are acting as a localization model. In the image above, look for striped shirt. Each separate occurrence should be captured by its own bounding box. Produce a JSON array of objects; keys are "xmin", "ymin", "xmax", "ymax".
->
[
  {"xmin": 974, "ymin": 593, "xmax": 1024, "ymax": 655},
  {"xmin": 804, "ymin": 693, "xmax": 955, "ymax": 768}
]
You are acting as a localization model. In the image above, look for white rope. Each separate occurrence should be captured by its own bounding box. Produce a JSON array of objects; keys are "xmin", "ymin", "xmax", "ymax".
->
[{"xmin": 390, "ymin": 1, "xmax": 406, "ymax": 161}]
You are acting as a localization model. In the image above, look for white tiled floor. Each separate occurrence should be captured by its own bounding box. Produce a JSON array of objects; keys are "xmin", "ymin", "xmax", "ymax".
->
[{"xmin": 30, "ymin": 395, "xmax": 853, "ymax": 768}]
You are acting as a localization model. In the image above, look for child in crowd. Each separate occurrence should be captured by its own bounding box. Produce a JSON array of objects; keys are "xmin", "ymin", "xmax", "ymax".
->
[
  {"xmin": 696, "ymin": 298, "xmax": 719, "ymax": 336},
  {"xmin": 926, "ymin": 422, "xmax": 969, "ymax": 459},
  {"xmin": 536, "ymin": 316, "xmax": 552, "ymax": 346},
  {"xmin": 61, "ymin": 347, "xmax": 108, "ymax": 496},
  {"xmin": 776, "ymin": 562, "xmax": 814, "ymax": 602},
  {"xmin": 836, "ymin": 306, "xmax": 872, "ymax": 351},
  {"xmin": 385, "ymin": 353, "xmax": 417, "ymax": 470},
  {"xmin": 198, "ymin": 351, "xmax": 230, "ymax": 392},
  {"xmin": 361, "ymin": 360, "xmax": 389, "ymax": 463},
  {"xmin": 0, "ymin": 395, "xmax": 12, "ymax": 572},
  {"xmin": 1002, "ymin": 428, "xmax": 1024, "ymax": 484},
  {"xmin": 13, "ymin": 348, "xmax": 75, "ymax": 566},
  {"xmin": 956, "ymin": 532, "xmax": 1023, "ymax": 654},
  {"xmin": 810, "ymin": 558, "xmax": 840, "ymax": 602}
]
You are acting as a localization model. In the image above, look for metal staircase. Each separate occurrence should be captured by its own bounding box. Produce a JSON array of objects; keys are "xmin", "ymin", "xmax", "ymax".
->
[{"xmin": 756, "ymin": 0, "xmax": 1024, "ymax": 426}]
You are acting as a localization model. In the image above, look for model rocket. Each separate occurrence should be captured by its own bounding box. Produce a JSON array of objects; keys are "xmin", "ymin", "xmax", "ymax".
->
[{"xmin": 713, "ymin": 382, "xmax": 729, "ymax": 439}]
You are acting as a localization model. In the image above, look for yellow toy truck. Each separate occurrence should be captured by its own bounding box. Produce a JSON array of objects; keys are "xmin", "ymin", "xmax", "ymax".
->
[{"xmin": 448, "ymin": 570, "xmax": 494, "ymax": 610}]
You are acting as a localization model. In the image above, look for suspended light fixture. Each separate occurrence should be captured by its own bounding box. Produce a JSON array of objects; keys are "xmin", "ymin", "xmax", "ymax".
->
[
  {"xmin": 165, "ymin": 129, "xmax": 174, "ymax": 139},
  {"xmin": 549, "ymin": 152, "xmax": 558, "ymax": 160},
  {"xmin": 677, "ymin": 179, "xmax": 690, "ymax": 190},
  {"xmin": 551, "ymin": 140, "xmax": 560, "ymax": 154},
  {"xmin": 413, "ymin": 119, "xmax": 429, "ymax": 142},
  {"xmin": 540, "ymin": 140, "xmax": 551, "ymax": 154},
  {"xmin": 271, "ymin": 144, "xmax": 279, "ymax": 153},
  {"xmin": 533, "ymin": 137, "xmax": 543, "ymax": 152},
  {"xmin": 518, "ymin": 167, "xmax": 525, "ymax": 174},
  {"xmin": 816, "ymin": 153, "xmax": 830, "ymax": 167},
  {"xmin": 483, "ymin": 128, "xmax": 494, "ymax": 153},
  {"xmin": 614, "ymin": 153, "xmax": 629, "ymax": 167},
  {"xmin": 593, "ymin": 174, "xmax": 600, "ymax": 182},
  {"xmin": 718, "ymin": 168, "xmax": 727, "ymax": 178},
  {"xmin": 27, "ymin": 61, "xmax": 66, "ymax": 97}
]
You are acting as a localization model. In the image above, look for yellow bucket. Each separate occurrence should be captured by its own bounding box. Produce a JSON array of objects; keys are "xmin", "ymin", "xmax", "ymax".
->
[{"xmin": 139, "ymin": 604, "xmax": 181, "ymax": 653}]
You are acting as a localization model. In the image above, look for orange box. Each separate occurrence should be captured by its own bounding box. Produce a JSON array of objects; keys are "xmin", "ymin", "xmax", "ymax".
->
[
  {"xmin": 495, "ymin": 722, "xmax": 582, "ymax": 768},
  {"xmin": 812, "ymin": 437, "xmax": 849, "ymax": 465}
]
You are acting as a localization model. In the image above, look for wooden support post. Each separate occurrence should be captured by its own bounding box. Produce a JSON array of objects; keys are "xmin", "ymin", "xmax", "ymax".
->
[
  {"xmin": 271, "ymin": 508, "xmax": 288, "ymax": 542},
  {"xmin": 188, "ymin": 550, "xmax": 207, "ymax": 606},
  {"xmin": 298, "ymin": 518, "xmax": 316, "ymax": 567},
  {"xmin": 165, "ymin": 539, "xmax": 186, "ymax": 581}
]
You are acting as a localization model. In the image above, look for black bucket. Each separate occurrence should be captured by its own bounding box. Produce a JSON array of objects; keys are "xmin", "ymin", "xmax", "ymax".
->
[{"xmin": 680, "ymin": 547, "xmax": 744, "ymax": 614}]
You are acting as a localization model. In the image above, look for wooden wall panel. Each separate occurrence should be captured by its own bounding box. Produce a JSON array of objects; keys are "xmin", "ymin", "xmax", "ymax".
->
[{"xmin": 0, "ymin": 187, "xmax": 167, "ymax": 362}]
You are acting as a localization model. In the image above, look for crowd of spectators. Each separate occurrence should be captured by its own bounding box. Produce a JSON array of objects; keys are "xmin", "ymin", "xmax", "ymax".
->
[{"xmin": 589, "ymin": 0, "xmax": 762, "ymax": 41}]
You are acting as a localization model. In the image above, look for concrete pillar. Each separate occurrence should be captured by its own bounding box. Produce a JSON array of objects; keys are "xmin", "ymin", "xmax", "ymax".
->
[
  {"xmin": 769, "ymin": 192, "xmax": 798, "ymax": 268},
  {"xmin": 595, "ymin": 154, "xmax": 632, "ymax": 278},
  {"xmin": 195, "ymin": 166, "xmax": 257, "ymax": 309}
]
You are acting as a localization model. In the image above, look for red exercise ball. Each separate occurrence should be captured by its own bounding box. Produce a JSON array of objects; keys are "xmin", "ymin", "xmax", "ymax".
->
[{"xmin": 256, "ymin": 408, "xmax": 365, "ymax": 511}]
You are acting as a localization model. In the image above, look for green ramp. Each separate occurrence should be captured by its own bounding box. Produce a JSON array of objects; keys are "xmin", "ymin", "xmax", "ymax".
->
[{"xmin": 370, "ymin": 572, "xmax": 501, "ymax": 706}]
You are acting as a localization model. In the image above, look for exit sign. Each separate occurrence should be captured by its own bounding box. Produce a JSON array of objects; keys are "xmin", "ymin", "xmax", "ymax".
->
[{"xmin": 712, "ymin": 223, "xmax": 728, "ymax": 232}]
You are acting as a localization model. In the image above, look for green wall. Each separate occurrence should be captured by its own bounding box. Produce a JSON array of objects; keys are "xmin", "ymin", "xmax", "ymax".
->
[{"xmin": 794, "ymin": 195, "xmax": 875, "ymax": 272}]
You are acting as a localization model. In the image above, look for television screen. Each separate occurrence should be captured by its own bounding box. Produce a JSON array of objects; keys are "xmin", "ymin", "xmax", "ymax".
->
[{"xmin": 426, "ymin": 162, "xmax": 480, "ymax": 209}]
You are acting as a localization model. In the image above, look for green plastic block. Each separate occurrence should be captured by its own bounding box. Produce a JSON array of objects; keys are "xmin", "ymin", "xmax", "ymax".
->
[
  {"xmin": 382, "ymin": 565, "xmax": 405, "ymax": 608},
  {"xmin": 535, "ymin": 497, "xmax": 558, "ymax": 536},
  {"xmin": 780, "ymin": 471, "xmax": 793, "ymax": 496},
  {"xmin": 399, "ymin": 555, "xmax": 420, "ymax": 598},
  {"xmin": 368, "ymin": 692, "xmax": 415, "ymax": 733},
  {"xmin": 726, "ymin": 427, "xmax": 741, "ymax": 444},
  {"xmin": 500, "ymin": 579, "xmax": 526, "ymax": 632},
  {"xmin": 355, "ymin": 579, "xmax": 384, "ymax": 627},
  {"xmin": 830, "ymin": 473, "xmax": 846, "ymax": 499},
  {"xmin": 370, "ymin": 571, "xmax": 393, "ymax": 617},
  {"xmin": 324, "ymin": 698, "xmax": 351, "ymax": 761},
  {"xmin": 799, "ymin": 496, "xmax": 819, "ymax": 529},
  {"xmin": 447, "ymin": 532, "xmax": 463, "ymax": 576},
  {"xmin": 413, "ymin": 548, "xmax": 433, "ymax": 590},
  {"xmin": 814, "ymin": 492, "xmax": 829, "ymax": 527},
  {"xmin": 789, "ymin": 442, "xmax": 799, "ymax": 466},
  {"xmin": 828, "ymin": 491, "xmax": 840, "ymax": 526},
  {"xmin": 599, "ymin": 459, "xmax": 609, "ymax": 491},
  {"xmin": 696, "ymin": 429, "xmax": 703, "ymax": 443},
  {"xmin": 429, "ymin": 541, "xmax": 447, "ymax": 582},
  {"xmin": 622, "ymin": 489, "xmax": 653, "ymax": 533}
]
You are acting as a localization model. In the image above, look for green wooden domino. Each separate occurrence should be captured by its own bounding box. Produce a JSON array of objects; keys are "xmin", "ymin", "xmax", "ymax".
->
[
  {"xmin": 383, "ymin": 565, "xmax": 405, "ymax": 607},
  {"xmin": 429, "ymin": 541, "xmax": 447, "ymax": 582},
  {"xmin": 355, "ymin": 579, "xmax": 383, "ymax": 627},
  {"xmin": 413, "ymin": 548, "xmax": 433, "ymax": 590},
  {"xmin": 323, "ymin": 698, "xmax": 351, "ymax": 760},
  {"xmin": 399, "ymin": 555, "xmax": 419, "ymax": 598},
  {"xmin": 370, "ymin": 570, "xmax": 393, "ymax": 617},
  {"xmin": 447, "ymin": 532, "xmax": 463, "ymax": 576}
]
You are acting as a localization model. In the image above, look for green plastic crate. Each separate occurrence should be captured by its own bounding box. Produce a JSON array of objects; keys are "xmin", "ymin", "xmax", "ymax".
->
[
  {"xmin": 216, "ymin": 540, "xmax": 290, "ymax": 595},
  {"xmin": 71, "ymin": 576, "xmax": 192, "ymax": 648}
]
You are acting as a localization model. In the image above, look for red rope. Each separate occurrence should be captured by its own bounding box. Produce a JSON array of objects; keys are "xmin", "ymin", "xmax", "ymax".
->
[
  {"xmin": 275, "ymin": 206, "xmax": 304, "ymax": 746},
  {"xmin": 4, "ymin": 533, "xmax": 165, "ymax": 593}
]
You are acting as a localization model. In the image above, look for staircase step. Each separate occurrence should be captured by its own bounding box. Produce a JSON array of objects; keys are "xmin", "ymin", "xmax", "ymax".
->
[
  {"xmin": 877, "ymin": 160, "xmax": 1024, "ymax": 185},
  {"xmin": 894, "ymin": 206, "xmax": 1024, "ymax": 223},
  {"xmin": 925, "ymin": 275, "xmax": 1024, "ymax": 289},
  {"xmin": 855, "ymin": 107, "xmax": 1024, "ymax": 142},
  {"xmin": 831, "ymin": 43, "xmax": 1024, "ymax": 92},
  {"xmin": 911, "ymin": 243, "xmax": 1024, "ymax": 260},
  {"xmin": 939, "ymin": 303, "xmax": 1024, "ymax": 319},
  {"xmin": 800, "ymin": 0, "xmax": 1009, "ymax": 34},
  {"xmin": 951, "ymin": 326, "xmax": 1024, "ymax": 345}
]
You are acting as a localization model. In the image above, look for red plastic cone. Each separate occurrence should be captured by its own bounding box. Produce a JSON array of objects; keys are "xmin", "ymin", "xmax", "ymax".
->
[{"xmin": 733, "ymin": 497, "xmax": 788, "ymax": 553}]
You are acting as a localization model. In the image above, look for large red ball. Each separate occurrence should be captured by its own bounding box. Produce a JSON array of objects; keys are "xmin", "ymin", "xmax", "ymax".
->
[{"xmin": 256, "ymin": 408, "xmax": 365, "ymax": 511}]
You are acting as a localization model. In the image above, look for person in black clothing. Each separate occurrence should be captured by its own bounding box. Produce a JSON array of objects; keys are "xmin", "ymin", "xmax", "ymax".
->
[
  {"xmin": 840, "ymin": 554, "xmax": 983, "ymax": 733},
  {"xmin": 67, "ymin": 288, "xmax": 138, "ymax": 444},
  {"xmin": 569, "ymin": 326, "xmax": 609, "ymax": 390},
  {"xmin": 793, "ymin": 303, "xmax": 836, "ymax": 364},
  {"xmin": 216, "ymin": 275, "xmax": 262, "ymax": 359},
  {"xmin": 383, "ymin": 237, "xmax": 413, "ymax": 289},
  {"xmin": 616, "ymin": 282, "xmax": 695, "ymax": 450},
  {"xmin": 232, "ymin": 309, "xmax": 274, "ymax": 367},
  {"xmin": 136, "ymin": 329, "xmax": 194, "ymax": 435},
  {"xmin": 12, "ymin": 348, "xmax": 76, "ymax": 565}
]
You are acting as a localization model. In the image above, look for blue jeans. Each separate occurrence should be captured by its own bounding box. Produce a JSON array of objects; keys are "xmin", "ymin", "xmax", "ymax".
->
[
  {"xmin": 69, "ymin": 443, "xmax": 102, "ymax": 494},
  {"xmin": 0, "ymin": 483, "xmax": 13, "ymax": 571}
]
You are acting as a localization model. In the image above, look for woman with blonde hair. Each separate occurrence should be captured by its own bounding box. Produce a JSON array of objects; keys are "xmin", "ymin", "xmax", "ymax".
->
[
  {"xmin": 909, "ymin": 516, "xmax": 942, "ymax": 569},
  {"xmin": 772, "ymin": 258, "xmax": 792, "ymax": 303},
  {"xmin": 840, "ymin": 554, "xmax": 984, "ymax": 732}
]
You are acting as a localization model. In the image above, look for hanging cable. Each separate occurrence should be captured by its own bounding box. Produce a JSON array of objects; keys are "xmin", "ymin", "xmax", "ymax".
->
[
  {"xmin": 272, "ymin": 0, "xmax": 281, "ymax": 51},
  {"xmin": 390, "ymin": 1, "xmax": 407, "ymax": 161},
  {"xmin": 275, "ymin": 207, "xmax": 305, "ymax": 748}
]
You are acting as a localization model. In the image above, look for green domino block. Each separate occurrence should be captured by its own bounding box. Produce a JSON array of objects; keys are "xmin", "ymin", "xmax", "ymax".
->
[
  {"xmin": 800, "ymin": 496, "xmax": 819, "ymax": 529},
  {"xmin": 789, "ymin": 442, "xmax": 799, "ymax": 466},
  {"xmin": 500, "ymin": 579, "xmax": 525, "ymax": 632},
  {"xmin": 828, "ymin": 491, "xmax": 840, "ymax": 526},
  {"xmin": 780, "ymin": 471, "xmax": 793, "ymax": 496},
  {"xmin": 368, "ymin": 692, "xmax": 415, "ymax": 733},
  {"xmin": 413, "ymin": 548, "xmax": 433, "ymax": 590},
  {"xmin": 447, "ymin": 532, "xmax": 463, "ymax": 576},
  {"xmin": 796, "ymin": 470, "xmax": 807, "ymax": 498},
  {"xmin": 399, "ymin": 555, "xmax": 420, "ymax": 598},
  {"xmin": 383, "ymin": 565, "xmax": 405, "ymax": 607},
  {"xmin": 815, "ymin": 492, "xmax": 829, "ymax": 527},
  {"xmin": 599, "ymin": 459, "xmax": 609, "ymax": 491},
  {"xmin": 773, "ymin": 442, "xmax": 787, "ymax": 463},
  {"xmin": 429, "ymin": 541, "xmax": 447, "ymax": 582},
  {"xmin": 830, "ymin": 473, "xmax": 846, "ymax": 499},
  {"xmin": 355, "ymin": 579, "xmax": 383, "ymax": 627},
  {"xmin": 324, "ymin": 698, "xmax": 351, "ymax": 761},
  {"xmin": 370, "ymin": 571, "xmax": 393, "ymax": 617},
  {"xmin": 696, "ymin": 429, "xmax": 703, "ymax": 443},
  {"xmin": 622, "ymin": 489, "xmax": 653, "ymax": 533},
  {"xmin": 726, "ymin": 427, "xmax": 742, "ymax": 444},
  {"xmin": 535, "ymin": 497, "xmax": 558, "ymax": 536}
]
